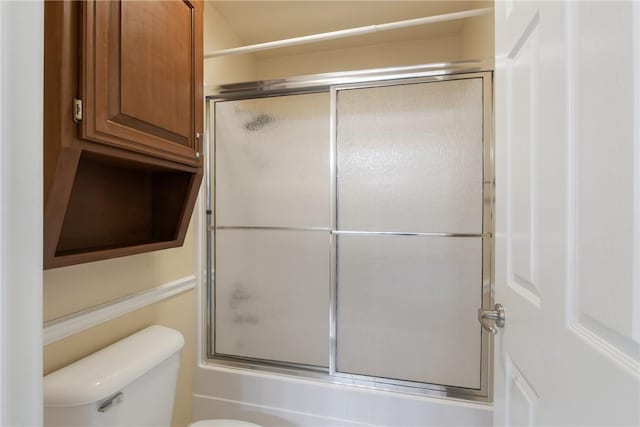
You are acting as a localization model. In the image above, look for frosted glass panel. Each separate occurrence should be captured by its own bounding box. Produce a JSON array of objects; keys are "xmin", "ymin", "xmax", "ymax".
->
[
  {"xmin": 215, "ymin": 229, "xmax": 329, "ymax": 367},
  {"xmin": 216, "ymin": 93, "xmax": 330, "ymax": 228},
  {"xmin": 337, "ymin": 79, "xmax": 483, "ymax": 233},
  {"xmin": 336, "ymin": 235, "xmax": 482, "ymax": 389}
]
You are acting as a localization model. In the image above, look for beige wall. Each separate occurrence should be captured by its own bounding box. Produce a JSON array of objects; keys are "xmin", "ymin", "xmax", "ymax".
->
[
  {"xmin": 202, "ymin": 4, "xmax": 495, "ymax": 84},
  {"xmin": 204, "ymin": 4, "xmax": 257, "ymax": 88},
  {"xmin": 253, "ymin": 35, "xmax": 464, "ymax": 80},
  {"xmin": 43, "ymin": 223, "xmax": 195, "ymax": 321},
  {"xmin": 205, "ymin": 3, "xmax": 494, "ymax": 85},
  {"xmin": 461, "ymin": 12, "xmax": 495, "ymax": 61}
]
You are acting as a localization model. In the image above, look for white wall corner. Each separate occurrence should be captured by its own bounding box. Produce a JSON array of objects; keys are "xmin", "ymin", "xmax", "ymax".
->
[{"xmin": 0, "ymin": 1, "xmax": 45, "ymax": 425}]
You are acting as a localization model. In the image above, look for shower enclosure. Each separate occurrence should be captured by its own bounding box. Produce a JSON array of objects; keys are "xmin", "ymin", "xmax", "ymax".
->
[{"xmin": 205, "ymin": 61, "xmax": 494, "ymax": 401}]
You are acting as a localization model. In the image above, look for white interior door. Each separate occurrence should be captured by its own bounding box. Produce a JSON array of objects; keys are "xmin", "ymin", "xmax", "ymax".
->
[{"xmin": 494, "ymin": 1, "xmax": 640, "ymax": 425}]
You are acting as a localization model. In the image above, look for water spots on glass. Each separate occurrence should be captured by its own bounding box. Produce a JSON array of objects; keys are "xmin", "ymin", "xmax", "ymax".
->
[
  {"xmin": 243, "ymin": 113, "xmax": 274, "ymax": 132},
  {"xmin": 230, "ymin": 283, "xmax": 251, "ymax": 309}
]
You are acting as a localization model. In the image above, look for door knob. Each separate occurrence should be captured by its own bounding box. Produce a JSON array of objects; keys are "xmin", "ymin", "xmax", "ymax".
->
[{"xmin": 478, "ymin": 303, "xmax": 505, "ymax": 335}]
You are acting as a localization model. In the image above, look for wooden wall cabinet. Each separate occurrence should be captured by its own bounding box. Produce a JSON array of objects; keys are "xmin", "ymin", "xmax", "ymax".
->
[{"xmin": 44, "ymin": 0, "xmax": 203, "ymax": 269}]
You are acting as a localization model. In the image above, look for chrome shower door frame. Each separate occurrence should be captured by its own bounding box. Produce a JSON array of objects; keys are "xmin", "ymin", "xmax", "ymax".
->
[{"xmin": 204, "ymin": 61, "xmax": 495, "ymax": 402}]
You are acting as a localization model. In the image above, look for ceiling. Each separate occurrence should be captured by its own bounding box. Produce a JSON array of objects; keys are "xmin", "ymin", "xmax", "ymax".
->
[{"xmin": 205, "ymin": 1, "xmax": 490, "ymax": 58}]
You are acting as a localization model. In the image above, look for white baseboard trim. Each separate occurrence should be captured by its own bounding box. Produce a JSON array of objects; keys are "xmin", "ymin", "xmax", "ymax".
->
[{"xmin": 43, "ymin": 275, "xmax": 196, "ymax": 345}]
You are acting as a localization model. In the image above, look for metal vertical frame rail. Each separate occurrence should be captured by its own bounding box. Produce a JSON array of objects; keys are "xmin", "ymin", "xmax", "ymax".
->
[{"xmin": 329, "ymin": 87, "xmax": 339, "ymax": 376}]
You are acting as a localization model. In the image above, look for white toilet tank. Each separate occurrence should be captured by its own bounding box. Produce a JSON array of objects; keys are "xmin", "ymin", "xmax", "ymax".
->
[{"xmin": 44, "ymin": 325, "xmax": 185, "ymax": 427}]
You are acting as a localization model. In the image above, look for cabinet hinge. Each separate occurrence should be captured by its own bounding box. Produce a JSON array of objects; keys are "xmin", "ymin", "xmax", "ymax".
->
[{"xmin": 73, "ymin": 98, "xmax": 83, "ymax": 123}]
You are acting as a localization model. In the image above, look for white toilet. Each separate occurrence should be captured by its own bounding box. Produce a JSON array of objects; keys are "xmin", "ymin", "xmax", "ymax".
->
[{"xmin": 43, "ymin": 325, "xmax": 261, "ymax": 427}]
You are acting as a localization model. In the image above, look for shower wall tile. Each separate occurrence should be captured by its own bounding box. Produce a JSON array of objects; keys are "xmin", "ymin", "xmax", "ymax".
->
[
  {"xmin": 336, "ymin": 79, "xmax": 484, "ymax": 233},
  {"xmin": 193, "ymin": 373, "xmax": 493, "ymax": 427},
  {"xmin": 215, "ymin": 93, "xmax": 330, "ymax": 228}
]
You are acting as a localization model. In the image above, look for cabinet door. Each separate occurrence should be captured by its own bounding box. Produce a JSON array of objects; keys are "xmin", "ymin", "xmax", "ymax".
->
[{"xmin": 80, "ymin": 0, "xmax": 203, "ymax": 166}]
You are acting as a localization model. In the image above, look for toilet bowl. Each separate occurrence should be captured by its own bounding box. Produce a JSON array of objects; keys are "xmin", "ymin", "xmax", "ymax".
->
[
  {"xmin": 43, "ymin": 325, "xmax": 262, "ymax": 427},
  {"xmin": 191, "ymin": 420, "xmax": 262, "ymax": 427}
]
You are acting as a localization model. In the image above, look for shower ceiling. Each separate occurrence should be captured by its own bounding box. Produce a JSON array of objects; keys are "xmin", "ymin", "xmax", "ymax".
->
[{"xmin": 207, "ymin": 1, "xmax": 492, "ymax": 58}]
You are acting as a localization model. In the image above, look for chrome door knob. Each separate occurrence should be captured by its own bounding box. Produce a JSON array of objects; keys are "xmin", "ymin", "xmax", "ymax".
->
[{"xmin": 478, "ymin": 303, "xmax": 505, "ymax": 335}]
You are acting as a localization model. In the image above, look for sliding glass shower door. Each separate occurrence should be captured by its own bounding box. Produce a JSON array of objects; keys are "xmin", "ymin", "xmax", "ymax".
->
[
  {"xmin": 334, "ymin": 79, "xmax": 484, "ymax": 390},
  {"xmin": 208, "ymin": 70, "xmax": 493, "ymax": 399},
  {"xmin": 214, "ymin": 94, "xmax": 331, "ymax": 367}
]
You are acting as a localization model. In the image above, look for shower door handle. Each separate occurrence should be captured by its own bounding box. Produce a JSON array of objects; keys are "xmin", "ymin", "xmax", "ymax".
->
[{"xmin": 478, "ymin": 303, "xmax": 505, "ymax": 335}]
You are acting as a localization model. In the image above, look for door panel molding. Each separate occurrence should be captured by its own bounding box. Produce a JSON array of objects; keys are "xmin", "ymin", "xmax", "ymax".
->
[
  {"xmin": 504, "ymin": 355, "xmax": 538, "ymax": 427},
  {"xmin": 564, "ymin": 1, "xmax": 640, "ymax": 376},
  {"xmin": 506, "ymin": 11, "xmax": 541, "ymax": 307}
]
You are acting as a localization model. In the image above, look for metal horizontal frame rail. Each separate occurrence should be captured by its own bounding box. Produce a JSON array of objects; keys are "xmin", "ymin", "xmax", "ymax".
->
[
  {"xmin": 204, "ymin": 61, "xmax": 494, "ymax": 403},
  {"xmin": 212, "ymin": 226, "xmax": 491, "ymax": 239},
  {"xmin": 206, "ymin": 60, "xmax": 494, "ymax": 100}
]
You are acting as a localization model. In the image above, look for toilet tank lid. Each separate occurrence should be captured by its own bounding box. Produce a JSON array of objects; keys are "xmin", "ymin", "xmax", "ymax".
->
[{"xmin": 44, "ymin": 325, "xmax": 184, "ymax": 407}]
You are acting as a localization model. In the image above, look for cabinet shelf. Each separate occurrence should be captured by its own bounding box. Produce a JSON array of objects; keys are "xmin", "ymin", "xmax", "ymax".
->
[{"xmin": 45, "ymin": 149, "xmax": 201, "ymax": 269}]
